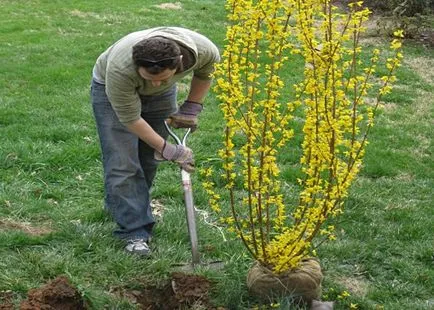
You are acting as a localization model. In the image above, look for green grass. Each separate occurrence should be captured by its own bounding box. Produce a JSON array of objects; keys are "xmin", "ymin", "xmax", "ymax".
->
[{"xmin": 1, "ymin": 1, "xmax": 433, "ymax": 309}]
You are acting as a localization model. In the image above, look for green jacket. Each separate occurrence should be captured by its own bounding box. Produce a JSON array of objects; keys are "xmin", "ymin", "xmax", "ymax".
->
[{"xmin": 93, "ymin": 27, "xmax": 220, "ymax": 123}]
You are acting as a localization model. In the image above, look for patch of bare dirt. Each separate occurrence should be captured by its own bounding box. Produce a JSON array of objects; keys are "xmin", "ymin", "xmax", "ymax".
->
[
  {"xmin": 70, "ymin": 9, "xmax": 100, "ymax": 19},
  {"xmin": 154, "ymin": 2, "xmax": 182, "ymax": 10},
  {"xmin": 404, "ymin": 56, "xmax": 434, "ymax": 85},
  {"xmin": 113, "ymin": 272, "xmax": 223, "ymax": 310},
  {"xmin": 151, "ymin": 199, "xmax": 166, "ymax": 219},
  {"xmin": 19, "ymin": 276, "xmax": 88, "ymax": 310},
  {"xmin": 0, "ymin": 219, "xmax": 52, "ymax": 236},
  {"xmin": 0, "ymin": 290, "xmax": 15, "ymax": 310},
  {"xmin": 337, "ymin": 276, "xmax": 369, "ymax": 297},
  {"xmin": 419, "ymin": 29, "xmax": 434, "ymax": 48},
  {"xmin": 381, "ymin": 102, "xmax": 398, "ymax": 113},
  {"xmin": 394, "ymin": 173, "xmax": 415, "ymax": 181}
]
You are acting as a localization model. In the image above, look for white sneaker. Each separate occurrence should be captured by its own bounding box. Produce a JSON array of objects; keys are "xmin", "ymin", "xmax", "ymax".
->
[{"xmin": 124, "ymin": 239, "xmax": 151, "ymax": 256}]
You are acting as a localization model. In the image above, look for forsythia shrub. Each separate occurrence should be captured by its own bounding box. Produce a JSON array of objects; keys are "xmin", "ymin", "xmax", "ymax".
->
[{"xmin": 203, "ymin": 0, "xmax": 403, "ymax": 273}]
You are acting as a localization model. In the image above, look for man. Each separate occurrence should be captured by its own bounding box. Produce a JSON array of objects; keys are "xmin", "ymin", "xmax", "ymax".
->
[{"xmin": 91, "ymin": 27, "xmax": 220, "ymax": 256}]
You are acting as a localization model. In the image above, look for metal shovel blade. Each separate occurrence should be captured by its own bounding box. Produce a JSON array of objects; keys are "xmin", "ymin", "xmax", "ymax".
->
[{"xmin": 181, "ymin": 168, "xmax": 200, "ymax": 265}]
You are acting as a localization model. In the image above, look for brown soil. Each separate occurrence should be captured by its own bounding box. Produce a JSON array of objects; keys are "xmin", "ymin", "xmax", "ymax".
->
[
  {"xmin": 2, "ymin": 273, "xmax": 222, "ymax": 309},
  {"xmin": 19, "ymin": 276, "xmax": 88, "ymax": 310},
  {"xmin": 0, "ymin": 219, "xmax": 52, "ymax": 236},
  {"xmin": 114, "ymin": 272, "xmax": 223, "ymax": 310},
  {"xmin": 0, "ymin": 290, "xmax": 15, "ymax": 310},
  {"xmin": 155, "ymin": 2, "xmax": 182, "ymax": 10}
]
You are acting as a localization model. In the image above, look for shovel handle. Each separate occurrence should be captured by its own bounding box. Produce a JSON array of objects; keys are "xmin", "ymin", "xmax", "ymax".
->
[{"xmin": 163, "ymin": 121, "xmax": 200, "ymax": 265}]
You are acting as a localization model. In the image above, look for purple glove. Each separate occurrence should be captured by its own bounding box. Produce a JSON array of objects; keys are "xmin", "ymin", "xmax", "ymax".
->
[
  {"xmin": 168, "ymin": 100, "xmax": 203, "ymax": 131},
  {"xmin": 154, "ymin": 141, "xmax": 195, "ymax": 173}
]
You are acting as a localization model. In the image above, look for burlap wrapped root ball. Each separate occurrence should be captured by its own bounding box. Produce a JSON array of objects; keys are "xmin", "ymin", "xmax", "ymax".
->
[{"xmin": 247, "ymin": 258, "xmax": 323, "ymax": 304}]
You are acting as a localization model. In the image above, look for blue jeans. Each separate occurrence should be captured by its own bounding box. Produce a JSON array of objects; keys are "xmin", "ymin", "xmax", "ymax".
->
[{"xmin": 91, "ymin": 79, "xmax": 177, "ymax": 241}]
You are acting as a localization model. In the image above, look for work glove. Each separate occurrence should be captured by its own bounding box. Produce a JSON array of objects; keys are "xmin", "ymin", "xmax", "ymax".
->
[
  {"xmin": 168, "ymin": 100, "xmax": 203, "ymax": 131},
  {"xmin": 154, "ymin": 141, "xmax": 195, "ymax": 173}
]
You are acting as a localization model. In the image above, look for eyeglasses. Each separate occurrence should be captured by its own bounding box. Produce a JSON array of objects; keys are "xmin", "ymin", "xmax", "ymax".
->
[{"xmin": 139, "ymin": 56, "xmax": 181, "ymax": 68}]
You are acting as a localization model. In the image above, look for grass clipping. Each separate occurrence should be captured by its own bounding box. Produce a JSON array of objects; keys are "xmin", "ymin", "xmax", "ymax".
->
[{"xmin": 246, "ymin": 259, "xmax": 323, "ymax": 303}]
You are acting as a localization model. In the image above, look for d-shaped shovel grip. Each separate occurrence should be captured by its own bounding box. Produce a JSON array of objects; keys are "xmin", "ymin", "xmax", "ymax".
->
[{"xmin": 164, "ymin": 121, "xmax": 191, "ymax": 147}]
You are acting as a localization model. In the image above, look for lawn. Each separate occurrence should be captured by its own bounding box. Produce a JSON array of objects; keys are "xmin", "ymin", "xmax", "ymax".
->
[{"xmin": 0, "ymin": 0, "xmax": 433, "ymax": 309}]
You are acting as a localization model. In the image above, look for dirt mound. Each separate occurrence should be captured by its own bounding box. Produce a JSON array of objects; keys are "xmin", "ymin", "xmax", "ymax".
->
[
  {"xmin": 0, "ymin": 290, "xmax": 14, "ymax": 310},
  {"xmin": 115, "ymin": 272, "xmax": 222, "ymax": 309},
  {"xmin": 19, "ymin": 276, "xmax": 87, "ymax": 310}
]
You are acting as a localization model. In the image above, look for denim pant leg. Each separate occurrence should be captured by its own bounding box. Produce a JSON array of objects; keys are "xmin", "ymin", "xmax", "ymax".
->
[
  {"xmin": 91, "ymin": 79, "xmax": 176, "ymax": 241},
  {"xmin": 138, "ymin": 96, "xmax": 177, "ymax": 189},
  {"xmin": 137, "ymin": 88, "xmax": 178, "ymax": 231}
]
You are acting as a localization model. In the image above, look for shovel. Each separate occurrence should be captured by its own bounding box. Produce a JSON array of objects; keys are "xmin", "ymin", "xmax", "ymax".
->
[
  {"xmin": 164, "ymin": 121, "xmax": 223, "ymax": 271},
  {"xmin": 164, "ymin": 121, "xmax": 200, "ymax": 266}
]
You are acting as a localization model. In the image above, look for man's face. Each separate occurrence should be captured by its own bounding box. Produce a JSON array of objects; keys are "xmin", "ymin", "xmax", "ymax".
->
[{"xmin": 138, "ymin": 67, "xmax": 177, "ymax": 87}]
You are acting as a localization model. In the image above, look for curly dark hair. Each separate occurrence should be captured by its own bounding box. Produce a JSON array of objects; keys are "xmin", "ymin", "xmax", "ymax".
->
[{"xmin": 132, "ymin": 36, "xmax": 183, "ymax": 74}]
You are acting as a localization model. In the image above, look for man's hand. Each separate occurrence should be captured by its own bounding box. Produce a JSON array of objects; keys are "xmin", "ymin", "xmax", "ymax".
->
[
  {"xmin": 168, "ymin": 100, "xmax": 203, "ymax": 131},
  {"xmin": 154, "ymin": 141, "xmax": 195, "ymax": 173}
]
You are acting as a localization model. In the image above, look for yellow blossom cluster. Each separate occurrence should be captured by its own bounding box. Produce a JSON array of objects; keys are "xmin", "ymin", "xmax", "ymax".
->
[{"xmin": 205, "ymin": 0, "xmax": 403, "ymax": 273}]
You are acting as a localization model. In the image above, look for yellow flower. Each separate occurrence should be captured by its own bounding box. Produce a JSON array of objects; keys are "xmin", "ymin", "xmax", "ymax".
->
[
  {"xmin": 338, "ymin": 290, "xmax": 351, "ymax": 299},
  {"xmin": 393, "ymin": 29, "xmax": 404, "ymax": 38},
  {"xmin": 390, "ymin": 39, "xmax": 402, "ymax": 50}
]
